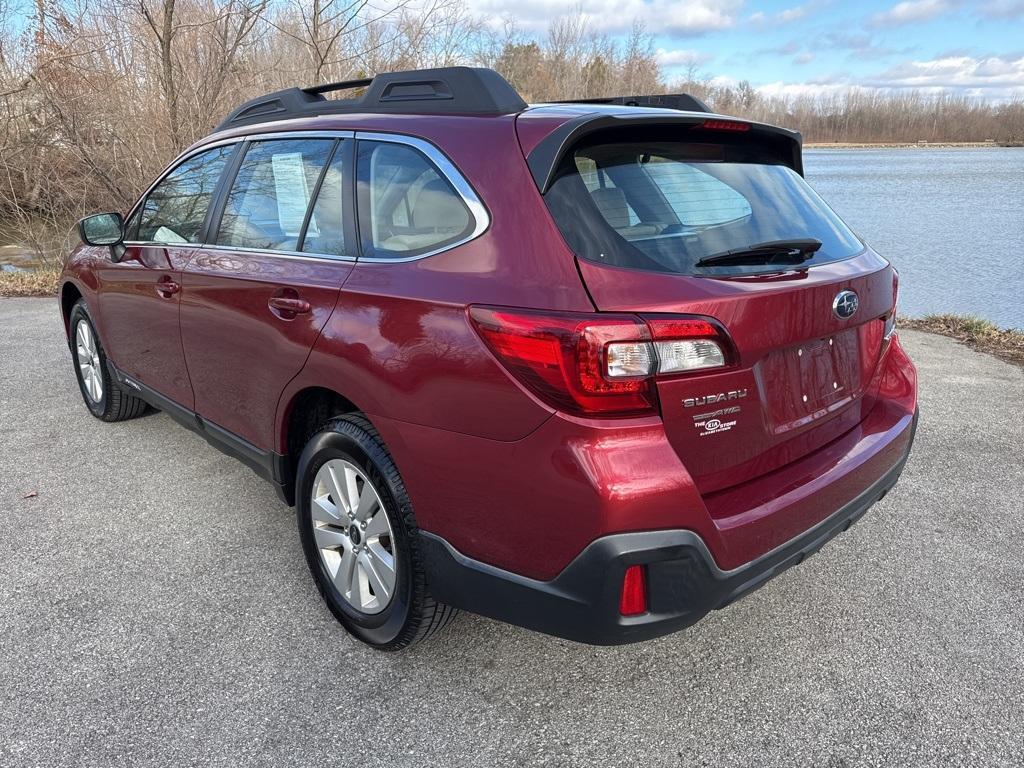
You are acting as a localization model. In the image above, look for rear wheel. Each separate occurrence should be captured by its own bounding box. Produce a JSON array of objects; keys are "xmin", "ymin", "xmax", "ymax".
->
[
  {"xmin": 69, "ymin": 300, "xmax": 147, "ymax": 422},
  {"xmin": 296, "ymin": 414, "xmax": 458, "ymax": 650}
]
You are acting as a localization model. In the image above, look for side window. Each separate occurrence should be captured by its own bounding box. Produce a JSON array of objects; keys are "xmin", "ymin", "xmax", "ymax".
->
[
  {"xmin": 137, "ymin": 145, "xmax": 234, "ymax": 244},
  {"xmin": 300, "ymin": 142, "xmax": 349, "ymax": 257},
  {"xmin": 217, "ymin": 138, "xmax": 335, "ymax": 252},
  {"xmin": 357, "ymin": 140, "xmax": 472, "ymax": 258},
  {"xmin": 643, "ymin": 159, "xmax": 752, "ymax": 227}
]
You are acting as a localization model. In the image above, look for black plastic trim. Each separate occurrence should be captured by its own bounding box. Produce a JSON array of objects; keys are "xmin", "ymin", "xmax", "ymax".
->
[
  {"xmin": 526, "ymin": 112, "xmax": 804, "ymax": 194},
  {"xmin": 420, "ymin": 411, "xmax": 917, "ymax": 645},
  {"xmin": 107, "ymin": 362, "xmax": 294, "ymax": 504},
  {"xmin": 216, "ymin": 67, "xmax": 528, "ymax": 131},
  {"xmin": 560, "ymin": 93, "xmax": 711, "ymax": 112}
]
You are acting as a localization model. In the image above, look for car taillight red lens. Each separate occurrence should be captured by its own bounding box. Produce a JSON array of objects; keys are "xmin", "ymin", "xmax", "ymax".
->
[
  {"xmin": 619, "ymin": 565, "xmax": 647, "ymax": 616},
  {"xmin": 700, "ymin": 119, "xmax": 750, "ymax": 132},
  {"xmin": 469, "ymin": 307, "xmax": 732, "ymax": 418},
  {"xmin": 469, "ymin": 307, "xmax": 655, "ymax": 416}
]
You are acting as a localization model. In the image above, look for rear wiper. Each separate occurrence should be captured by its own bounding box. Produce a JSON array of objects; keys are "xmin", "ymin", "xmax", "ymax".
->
[{"xmin": 695, "ymin": 239, "xmax": 822, "ymax": 268}]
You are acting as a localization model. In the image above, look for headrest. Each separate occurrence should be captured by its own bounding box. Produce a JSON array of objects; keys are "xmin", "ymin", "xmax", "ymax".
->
[
  {"xmin": 412, "ymin": 179, "xmax": 469, "ymax": 232},
  {"xmin": 589, "ymin": 186, "xmax": 630, "ymax": 229}
]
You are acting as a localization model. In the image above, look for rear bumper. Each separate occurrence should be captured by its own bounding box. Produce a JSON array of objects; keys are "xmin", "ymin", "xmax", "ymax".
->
[{"xmin": 421, "ymin": 410, "xmax": 917, "ymax": 645}]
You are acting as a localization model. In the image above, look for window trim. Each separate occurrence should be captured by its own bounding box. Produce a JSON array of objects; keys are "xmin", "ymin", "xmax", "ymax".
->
[
  {"xmin": 121, "ymin": 129, "xmax": 489, "ymax": 265},
  {"xmin": 130, "ymin": 141, "xmax": 241, "ymax": 247},
  {"xmin": 353, "ymin": 131, "xmax": 490, "ymax": 264}
]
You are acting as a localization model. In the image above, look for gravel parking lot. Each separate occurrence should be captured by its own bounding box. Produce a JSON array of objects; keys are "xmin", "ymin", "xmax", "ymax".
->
[{"xmin": 2, "ymin": 297, "xmax": 1023, "ymax": 767}]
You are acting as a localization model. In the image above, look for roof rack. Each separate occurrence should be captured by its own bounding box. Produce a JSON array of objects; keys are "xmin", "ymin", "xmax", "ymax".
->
[
  {"xmin": 560, "ymin": 94, "xmax": 711, "ymax": 113},
  {"xmin": 215, "ymin": 67, "xmax": 529, "ymax": 131}
]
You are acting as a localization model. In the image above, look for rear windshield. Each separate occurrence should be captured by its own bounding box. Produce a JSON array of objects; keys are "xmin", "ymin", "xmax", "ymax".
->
[{"xmin": 545, "ymin": 141, "xmax": 863, "ymax": 275}]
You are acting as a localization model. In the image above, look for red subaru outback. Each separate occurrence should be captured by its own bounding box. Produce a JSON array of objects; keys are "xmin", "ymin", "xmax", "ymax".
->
[{"xmin": 59, "ymin": 67, "xmax": 917, "ymax": 650}]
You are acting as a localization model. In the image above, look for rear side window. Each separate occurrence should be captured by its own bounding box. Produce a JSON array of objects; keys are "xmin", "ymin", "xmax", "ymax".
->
[
  {"xmin": 546, "ymin": 141, "xmax": 863, "ymax": 275},
  {"xmin": 217, "ymin": 138, "xmax": 335, "ymax": 252},
  {"xmin": 356, "ymin": 141, "xmax": 472, "ymax": 259},
  {"xmin": 137, "ymin": 145, "xmax": 234, "ymax": 244}
]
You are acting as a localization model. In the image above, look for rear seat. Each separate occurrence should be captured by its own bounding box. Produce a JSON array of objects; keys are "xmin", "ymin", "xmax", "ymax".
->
[
  {"xmin": 589, "ymin": 187, "xmax": 661, "ymax": 238},
  {"xmin": 380, "ymin": 178, "xmax": 470, "ymax": 252}
]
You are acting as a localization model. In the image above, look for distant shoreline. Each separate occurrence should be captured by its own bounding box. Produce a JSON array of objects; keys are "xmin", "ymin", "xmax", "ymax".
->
[{"xmin": 805, "ymin": 141, "xmax": 1024, "ymax": 149}]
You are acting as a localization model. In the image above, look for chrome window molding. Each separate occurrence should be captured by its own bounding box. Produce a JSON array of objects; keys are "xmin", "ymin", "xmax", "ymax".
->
[
  {"xmin": 122, "ymin": 128, "xmax": 488, "ymax": 265},
  {"xmin": 120, "ymin": 241, "xmax": 357, "ymax": 264},
  {"xmin": 353, "ymin": 131, "xmax": 491, "ymax": 264}
]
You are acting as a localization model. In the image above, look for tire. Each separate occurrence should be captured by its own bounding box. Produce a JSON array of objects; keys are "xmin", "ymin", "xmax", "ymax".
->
[
  {"xmin": 296, "ymin": 414, "xmax": 458, "ymax": 650},
  {"xmin": 69, "ymin": 300, "xmax": 147, "ymax": 422}
]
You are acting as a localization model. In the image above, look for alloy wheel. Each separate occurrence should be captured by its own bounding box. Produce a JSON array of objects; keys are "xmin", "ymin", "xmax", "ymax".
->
[
  {"xmin": 310, "ymin": 459, "xmax": 397, "ymax": 615},
  {"xmin": 75, "ymin": 320, "xmax": 103, "ymax": 403}
]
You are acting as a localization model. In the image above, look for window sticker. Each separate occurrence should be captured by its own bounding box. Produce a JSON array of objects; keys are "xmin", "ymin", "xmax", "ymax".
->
[{"xmin": 271, "ymin": 152, "xmax": 317, "ymax": 238}]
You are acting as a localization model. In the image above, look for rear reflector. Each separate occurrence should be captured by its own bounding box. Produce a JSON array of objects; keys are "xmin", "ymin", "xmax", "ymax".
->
[
  {"xmin": 619, "ymin": 565, "xmax": 647, "ymax": 616},
  {"xmin": 469, "ymin": 307, "xmax": 732, "ymax": 418},
  {"xmin": 884, "ymin": 270, "xmax": 900, "ymax": 340}
]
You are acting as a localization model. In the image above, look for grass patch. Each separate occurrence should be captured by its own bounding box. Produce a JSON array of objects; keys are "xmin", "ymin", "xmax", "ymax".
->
[
  {"xmin": 902, "ymin": 314, "xmax": 1024, "ymax": 367},
  {"xmin": 0, "ymin": 268, "xmax": 60, "ymax": 298}
]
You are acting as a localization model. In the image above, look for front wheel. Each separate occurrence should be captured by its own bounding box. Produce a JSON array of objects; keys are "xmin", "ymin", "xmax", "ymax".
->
[
  {"xmin": 295, "ymin": 414, "xmax": 458, "ymax": 650},
  {"xmin": 69, "ymin": 300, "xmax": 147, "ymax": 422}
]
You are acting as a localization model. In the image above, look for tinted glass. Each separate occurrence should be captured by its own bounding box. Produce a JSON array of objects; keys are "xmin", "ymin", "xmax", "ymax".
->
[
  {"xmin": 217, "ymin": 138, "xmax": 334, "ymax": 251},
  {"xmin": 301, "ymin": 144, "xmax": 348, "ymax": 257},
  {"xmin": 357, "ymin": 141, "xmax": 472, "ymax": 258},
  {"xmin": 546, "ymin": 141, "xmax": 863, "ymax": 275},
  {"xmin": 138, "ymin": 145, "xmax": 234, "ymax": 244}
]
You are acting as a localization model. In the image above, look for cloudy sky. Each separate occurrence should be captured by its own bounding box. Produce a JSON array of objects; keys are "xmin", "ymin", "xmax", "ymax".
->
[{"xmin": 470, "ymin": 0, "xmax": 1024, "ymax": 101}]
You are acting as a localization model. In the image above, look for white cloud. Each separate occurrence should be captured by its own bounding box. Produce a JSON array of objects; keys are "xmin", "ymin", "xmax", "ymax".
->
[
  {"xmin": 869, "ymin": 54, "xmax": 1024, "ymax": 93},
  {"xmin": 753, "ymin": 54, "xmax": 1024, "ymax": 102},
  {"xmin": 778, "ymin": 4, "xmax": 812, "ymax": 22},
  {"xmin": 869, "ymin": 0, "xmax": 957, "ymax": 27},
  {"xmin": 655, "ymin": 49, "xmax": 714, "ymax": 68},
  {"xmin": 465, "ymin": 0, "xmax": 744, "ymax": 36},
  {"xmin": 756, "ymin": 81, "xmax": 862, "ymax": 99},
  {"xmin": 978, "ymin": 0, "xmax": 1024, "ymax": 17},
  {"xmin": 748, "ymin": 2, "xmax": 824, "ymax": 27}
]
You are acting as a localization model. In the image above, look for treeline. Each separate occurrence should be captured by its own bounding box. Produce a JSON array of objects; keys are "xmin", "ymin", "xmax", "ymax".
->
[
  {"xmin": 693, "ymin": 82, "xmax": 1024, "ymax": 145},
  {"xmin": 1, "ymin": 0, "xmax": 1022, "ymax": 264}
]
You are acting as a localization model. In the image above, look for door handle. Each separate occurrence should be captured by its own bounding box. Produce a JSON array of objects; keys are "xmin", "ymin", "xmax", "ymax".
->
[
  {"xmin": 268, "ymin": 296, "xmax": 311, "ymax": 315},
  {"xmin": 156, "ymin": 279, "xmax": 181, "ymax": 297}
]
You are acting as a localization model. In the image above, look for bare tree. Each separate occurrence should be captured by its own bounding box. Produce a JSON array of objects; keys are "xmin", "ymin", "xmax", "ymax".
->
[{"xmin": 1, "ymin": 0, "xmax": 1022, "ymax": 267}]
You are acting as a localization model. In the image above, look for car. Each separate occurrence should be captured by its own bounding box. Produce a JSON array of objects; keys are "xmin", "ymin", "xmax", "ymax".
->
[{"xmin": 58, "ymin": 66, "xmax": 918, "ymax": 650}]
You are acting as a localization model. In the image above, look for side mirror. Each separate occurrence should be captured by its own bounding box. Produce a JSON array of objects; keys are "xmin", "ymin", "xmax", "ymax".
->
[{"xmin": 78, "ymin": 212, "xmax": 126, "ymax": 262}]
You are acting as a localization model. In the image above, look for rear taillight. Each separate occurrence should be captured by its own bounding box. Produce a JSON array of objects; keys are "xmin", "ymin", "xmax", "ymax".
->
[
  {"xmin": 619, "ymin": 565, "xmax": 647, "ymax": 616},
  {"xmin": 469, "ymin": 307, "xmax": 731, "ymax": 417},
  {"xmin": 884, "ymin": 270, "xmax": 899, "ymax": 340}
]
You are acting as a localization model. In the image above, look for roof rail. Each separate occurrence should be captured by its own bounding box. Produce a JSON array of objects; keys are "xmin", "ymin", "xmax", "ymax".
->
[
  {"xmin": 560, "ymin": 93, "xmax": 711, "ymax": 113},
  {"xmin": 215, "ymin": 67, "xmax": 528, "ymax": 131}
]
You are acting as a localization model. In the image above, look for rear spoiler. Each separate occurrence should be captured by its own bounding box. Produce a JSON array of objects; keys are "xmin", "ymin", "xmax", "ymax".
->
[{"xmin": 526, "ymin": 113, "xmax": 803, "ymax": 194}]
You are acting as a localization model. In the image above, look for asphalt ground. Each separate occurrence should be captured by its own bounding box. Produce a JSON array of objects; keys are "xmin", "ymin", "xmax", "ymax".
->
[{"xmin": 2, "ymin": 297, "xmax": 1023, "ymax": 767}]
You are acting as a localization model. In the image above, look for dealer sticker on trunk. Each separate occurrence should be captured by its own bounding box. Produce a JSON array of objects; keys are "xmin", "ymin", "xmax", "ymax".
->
[{"xmin": 691, "ymin": 405, "xmax": 741, "ymax": 437}]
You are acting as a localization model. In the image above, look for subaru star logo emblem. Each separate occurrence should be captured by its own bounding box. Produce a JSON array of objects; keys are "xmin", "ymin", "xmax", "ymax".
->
[{"xmin": 833, "ymin": 290, "xmax": 859, "ymax": 319}]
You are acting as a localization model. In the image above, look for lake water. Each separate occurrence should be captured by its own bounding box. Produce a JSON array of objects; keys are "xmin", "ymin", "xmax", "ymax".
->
[{"xmin": 804, "ymin": 148, "xmax": 1024, "ymax": 329}]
